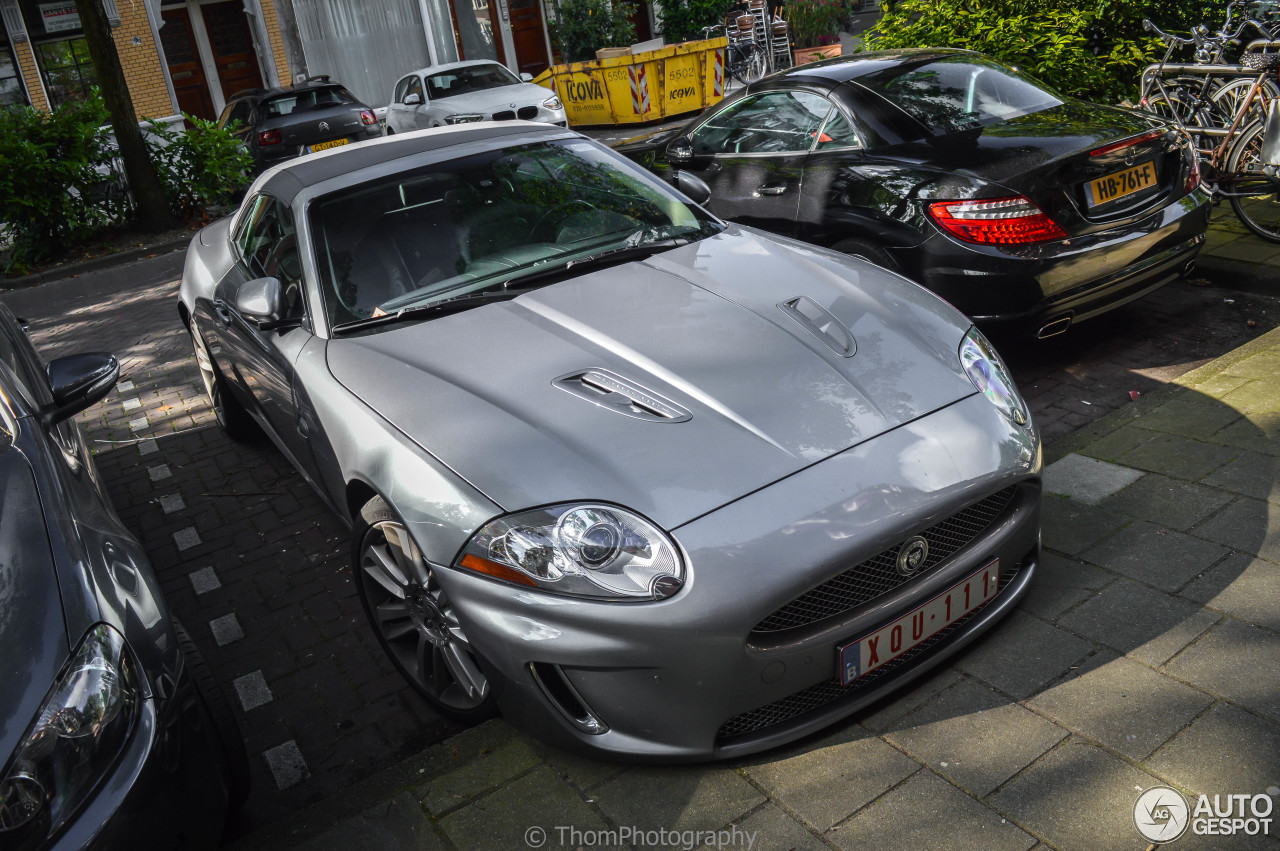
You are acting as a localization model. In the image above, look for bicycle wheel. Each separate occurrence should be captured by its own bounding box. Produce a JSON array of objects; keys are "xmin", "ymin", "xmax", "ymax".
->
[
  {"xmin": 1144, "ymin": 88, "xmax": 1209, "ymax": 149},
  {"xmin": 1226, "ymin": 120, "xmax": 1280, "ymax": 241},
  {"xmin": 1208, "ymin": 76, "xmax": 1279, "ymax": 128},
  {"xmin": 730, "ymin": 43, "xmax": 767, "ymax": 85}
]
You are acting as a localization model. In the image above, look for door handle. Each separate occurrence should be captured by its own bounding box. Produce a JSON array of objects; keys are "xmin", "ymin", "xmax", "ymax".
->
[
  {"xmin": 754, "ymin": 184, "xmax": 787, "ymax": 197},
  {"xmin": 706, "ymin": 162, "xmax": 722, "ymax": 176}
]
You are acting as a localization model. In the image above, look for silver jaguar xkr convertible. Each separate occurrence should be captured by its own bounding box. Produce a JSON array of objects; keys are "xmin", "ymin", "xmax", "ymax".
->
[{"xmin": 178, "ymin": 121, "xmax": 1042, "ymax": 759}]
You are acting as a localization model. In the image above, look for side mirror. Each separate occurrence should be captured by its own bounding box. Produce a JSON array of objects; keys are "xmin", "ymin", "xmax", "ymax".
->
[
  {"xmin": 42, "ymin": 353, "xmax": 118, "ymax": 426},
  {"xmin": 404, "ymin": 92, "xmax": 423, "ymax": 106},
  {"xmin": 667, "ymin": 136, "xmax": 693, "ymax": 163},
  {"xmin": 672, "ymin": 170, "xmax": 712, "ymax": 206},
  {"xmin": 235, "ymin": 277, "xmax": 290, "ymax": 328},
  {"xmin": 520, "ymin": 72, "xmax": 534, "ymax": 82}
]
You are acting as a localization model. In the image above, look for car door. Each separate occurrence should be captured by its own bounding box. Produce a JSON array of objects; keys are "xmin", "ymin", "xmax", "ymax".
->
[
  {"xmin": 388, "ymin": 74, "xmax": 412, "ymax": 132},
  {"xmin": 793, "ymin": 103, "xmax": 874, "ymax": 246},
  {"xmin": 211, "ymin": 194, "xmax": 316, "ymax": 479},
  {"xmin": 679, "ymin": 89, "xmax": 834, "ymax": 235}
]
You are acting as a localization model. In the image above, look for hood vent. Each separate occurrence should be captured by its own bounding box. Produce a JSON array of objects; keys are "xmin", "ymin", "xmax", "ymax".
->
[
  {"xmin": 554, "ymin": 369, "xmax": 692, "ymax": 423},
  {"xmin": 779, "ymin": 296, "xmax": 856, "ymax": 358}
]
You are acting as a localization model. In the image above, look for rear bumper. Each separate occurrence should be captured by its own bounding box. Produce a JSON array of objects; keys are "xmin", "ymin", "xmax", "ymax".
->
[{"xmin": 908, "ymin": 188, "xmax": 1211, "ymax": 332}]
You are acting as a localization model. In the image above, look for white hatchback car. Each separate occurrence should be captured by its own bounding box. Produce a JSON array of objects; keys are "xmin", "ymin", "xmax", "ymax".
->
[{"xmin": 384, "ymin": 60, "xmax": 567, "ymax": 133}]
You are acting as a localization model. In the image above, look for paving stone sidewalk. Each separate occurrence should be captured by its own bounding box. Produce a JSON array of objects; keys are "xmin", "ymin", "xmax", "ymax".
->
[{"xmin": 228, "ymin": 308, "xmax": 1280, "ymax": 848}]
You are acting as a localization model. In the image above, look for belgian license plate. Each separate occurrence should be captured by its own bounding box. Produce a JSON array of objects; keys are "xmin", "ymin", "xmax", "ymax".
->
[
  {"xmin": 308, "ymin": 138, "xmax": 349, "ymax": 153},
  {"xmin": 838, "ymin": 559, "xmax": 1000, "ymax": 685},
  {"xmin": 1087, "ymin": 160, "xmax": 1157, "ymax": 207}
]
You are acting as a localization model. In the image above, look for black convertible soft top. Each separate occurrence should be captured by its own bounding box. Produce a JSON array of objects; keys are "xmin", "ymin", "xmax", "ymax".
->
[{"xmin": 258, "ymin": 122, "xmax": 573, "ymax": 201}]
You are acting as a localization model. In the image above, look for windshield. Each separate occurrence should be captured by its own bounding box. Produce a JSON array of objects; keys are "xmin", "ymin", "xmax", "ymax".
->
[
  {"xmin": 262, "ymin": 86, "xmax": 359, "ymax": 118},
  {"xmin": 859, "ymin": 56, "xmax": 1062, "ymax": 135},
  {"xmin": 311, "ymin": 139, "xmax": 722, "ymax": 328},
  {"xmin": 426, "ymin": 64, "xmax": 521, "ymax": 99}
]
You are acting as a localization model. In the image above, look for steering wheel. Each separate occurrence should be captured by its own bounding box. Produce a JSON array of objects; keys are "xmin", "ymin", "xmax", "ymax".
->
[{"xmin": 531, "ymin": 200, "xmax": 598, "ymax": 242}]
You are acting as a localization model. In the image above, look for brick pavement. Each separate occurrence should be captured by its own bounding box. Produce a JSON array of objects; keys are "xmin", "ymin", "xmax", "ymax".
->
[{"xmin": 2, "ymin": 217, "xmax": 1279, "ymax": 846}]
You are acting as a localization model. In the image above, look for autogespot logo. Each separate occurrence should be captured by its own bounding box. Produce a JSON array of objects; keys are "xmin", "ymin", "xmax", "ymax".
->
[{"xmin": 1135, "ymin": 786, "xmax": 1190, "ymax": 843}]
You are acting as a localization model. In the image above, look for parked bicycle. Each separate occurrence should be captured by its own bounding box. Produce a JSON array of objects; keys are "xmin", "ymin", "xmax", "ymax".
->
[
  {"xmin": 1140, "ymin": 4, "xmax": 1279, "ymax": 135},
  {"xmin": 702, "ymin": 22, "xmax": 768, "ymax": 85},
  {"xmin": 1141, "ymin": 13, "xmax": 1280, "ymax": 240}
]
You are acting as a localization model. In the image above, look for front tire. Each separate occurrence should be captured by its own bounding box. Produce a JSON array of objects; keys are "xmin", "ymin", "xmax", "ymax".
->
[
  {"xmin": 173, "ymin": 619, "xmax": 250, "ymax": 812},
  {"xmin": 190, "ymin": 324, "xmax": 260, "ymax": 441},
  {"xmin": 352, "ymin": 497, "xmax": 498, "ymax": 723}
]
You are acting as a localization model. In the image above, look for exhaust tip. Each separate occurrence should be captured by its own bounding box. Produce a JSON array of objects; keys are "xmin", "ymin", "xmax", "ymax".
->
[{"xmin": 1037, "ymin": 316, "xmax": 1072, "ymax": 339}]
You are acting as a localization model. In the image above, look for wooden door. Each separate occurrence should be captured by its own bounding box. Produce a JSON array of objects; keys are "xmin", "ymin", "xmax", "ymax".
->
[
  {"xmin": 508, "ymin": 0, "xmax": 548, "ymax": 75},
  {"xmin": 160, "ymin": 8, "xmax": 215, "ymax": 120},
  {"xmin": 201, "ymin": 1, "xmax": 264, "ymax": 102}
]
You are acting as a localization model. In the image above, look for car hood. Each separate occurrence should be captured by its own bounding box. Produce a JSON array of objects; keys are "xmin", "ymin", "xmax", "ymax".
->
[
  {"xmin": 326, "ymin": 227, "xmax": 977, "ymax": 530},
  {"xmin": 0, "ymin": 445, "xmax": 70, "ymax": 764},
  {"xmin": 436, "ymin": 83, "xmax": 552, "ymax": 112}
]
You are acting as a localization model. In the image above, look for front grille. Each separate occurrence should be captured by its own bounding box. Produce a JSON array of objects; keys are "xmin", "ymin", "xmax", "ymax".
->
[
  {"xmin": 752, "ymin": 486, "xmax": 1017, "ymax": 634},
  {"xmin": 517, "ymin": 105, "xmax": 538, "ymax": 120},
  {"xmin": 491, "ymin": 110, "xmax": 516, "ymax": 121},
  {"xmin": 717, "ymin": 554, "xmax": 1029, "ymax": 742}
]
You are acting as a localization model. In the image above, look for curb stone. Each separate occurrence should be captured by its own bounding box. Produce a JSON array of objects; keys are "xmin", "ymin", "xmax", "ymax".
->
[{"xmin": 0, "ymin": 236, "xmax": 190, "ymax": 289}]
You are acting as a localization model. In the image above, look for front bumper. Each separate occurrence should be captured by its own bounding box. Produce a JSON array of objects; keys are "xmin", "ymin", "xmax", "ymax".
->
[
  {"xmin": 908, "ymin": 188, "xmax": 1212, "ymax": 332},
  {"xmin": 439, "ymin": 392, "xmax": 1042, "ymax": 760}
]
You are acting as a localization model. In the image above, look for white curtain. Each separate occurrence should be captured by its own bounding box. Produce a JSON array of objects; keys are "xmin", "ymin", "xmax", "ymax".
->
[{"xmin": 293, "ymin": 0, "xmax": 435, "ymax": 107}]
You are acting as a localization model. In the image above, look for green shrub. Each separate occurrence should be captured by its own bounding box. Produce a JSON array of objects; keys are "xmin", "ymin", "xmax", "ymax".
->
[
  {"xmin": 550, "ymin": 0, "xmax": 638, "ymax": 63},
  {"xmin": 788, "ymin": 0, "xmax": 853, "ymax": 47},
  {"xmin": 0, "ymin": 94, "xmax": 117, "ymax": 272},
  {"xmin": 865, "ymin": 0, "xmax": 1230, "ymax": 103},
  {"xmin": 146, "ymin": 115, "xmax": 253, "ymax": 221},
  {"xmin": 658, "ymin": 0, "xmax": 734, "ymax": 44}
]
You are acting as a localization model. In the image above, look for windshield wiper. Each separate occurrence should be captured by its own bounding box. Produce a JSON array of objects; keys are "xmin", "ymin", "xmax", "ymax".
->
[
  {"xmin": 331, "ymin": 239, "xmax": 688, "ymax": 336},
  {"xmin": 332, "ymin": 290, "xmax": 524, "ymax": 335}
]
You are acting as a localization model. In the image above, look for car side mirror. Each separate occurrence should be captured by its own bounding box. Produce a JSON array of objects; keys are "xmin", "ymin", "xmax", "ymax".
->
[
  {"xmin": 404, "ymin": 92, "xmax": 423, "ymax": 106},
  {"xmin": 668, "ymin": 136, "xmax": 693, "ymax": 163},
  {"xmin": 42, "ymin": 353, "xmax": 118, "ymax": 426},
  {"xmin": 520, "ymin": 72, "xmax": 534, "ymax": 82},
  {"xmin": 672, "ymin": 170, "xmax": 712, "ymax": 206},
  {"xmin": 236, "ymin": 277, "xmax": 292, "ymax": 329}
]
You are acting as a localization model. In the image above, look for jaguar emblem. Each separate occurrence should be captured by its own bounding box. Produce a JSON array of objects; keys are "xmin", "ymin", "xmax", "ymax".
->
[{"xmin": 895, "ymin": 536, "xmax": 929, "ymax": 577}]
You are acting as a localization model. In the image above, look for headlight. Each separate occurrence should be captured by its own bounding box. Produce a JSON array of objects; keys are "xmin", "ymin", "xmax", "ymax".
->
[
  {"xmin": 458, "ymin": 503, "xmax": 684, "ymax": 600},
  {"xmin": 542, "ymin": 95, "xmax": 563, "ymax": 111},
  {"xmin": 959, "ymin": 327, "xmax": 1029, "ymax": 426},
  {"xmin": 0, "ymin": 624, "xmax": 139, "ymax": 843},
  {"xmin": 444, "ymin": 114, "xmax": 485, "ymax": 125}
]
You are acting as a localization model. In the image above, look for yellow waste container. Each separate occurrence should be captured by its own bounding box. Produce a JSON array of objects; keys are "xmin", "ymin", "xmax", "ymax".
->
[{"xmin": 532, "ymin": 37, "xmax": 729, "ymax": 127}]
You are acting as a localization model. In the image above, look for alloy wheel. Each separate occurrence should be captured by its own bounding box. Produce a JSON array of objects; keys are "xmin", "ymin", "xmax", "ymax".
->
[{"xmin": 358, "ymin": 519, "xmax": 490, "ymax": 711}]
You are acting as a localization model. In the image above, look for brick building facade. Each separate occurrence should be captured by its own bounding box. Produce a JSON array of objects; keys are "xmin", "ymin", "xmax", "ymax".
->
[{"xmin": 0, "ymin": 0, "xmax": 292, "ymax": 123}]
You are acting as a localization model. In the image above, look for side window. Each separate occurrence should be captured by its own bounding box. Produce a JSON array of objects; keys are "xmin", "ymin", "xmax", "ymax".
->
[
  {"xmin": 394, "ymin": 76, "xmax": 409, "ymax": 103},
  {"xmin": 813, "ymin": 109, "xmax": 862, "ymax": 150},
  {"xmin": 236, "ymin": 196, "xmax": 305, "ymax": 316},
  {"xmin": 406, "ymin": 75, "xmax": 424, "ymax": 102},
  {"xmin": 228, "ymin": 100, "xmax": 253, "ymax": 128},
  {"xmin": 691, "ymin": 91, "xmax": 834, "ymax": 155}
]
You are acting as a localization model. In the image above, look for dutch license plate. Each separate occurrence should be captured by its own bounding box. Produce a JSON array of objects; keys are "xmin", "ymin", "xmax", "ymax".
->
[
  {"xmin": 1087, "ymin": 160, "xmax": 1157, "ymax": 207},
  {"xmin": 308, "ymin": 137, "xmax": 349, "ymax": 153},
  {"xmin": 838, "ymin": 559, "xmax": 1000, "ymax": 685}
]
